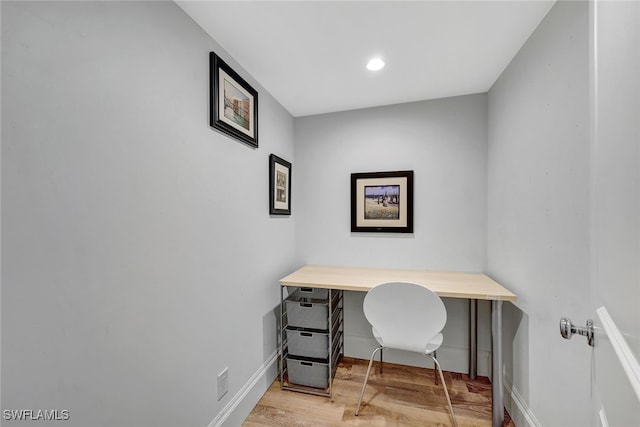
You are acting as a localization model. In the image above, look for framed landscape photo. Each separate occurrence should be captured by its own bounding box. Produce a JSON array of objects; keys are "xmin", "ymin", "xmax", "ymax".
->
[
  {"xmin": 270, "ymin": 154, "xmax": 291, "ymax": 215},
  {"xmin": 210, "ymin": 51, "xmax": 258, "ymax": 148},
  {"xmin": 351, "ymin": 170, "xmax": 414, "ymax": 233}
]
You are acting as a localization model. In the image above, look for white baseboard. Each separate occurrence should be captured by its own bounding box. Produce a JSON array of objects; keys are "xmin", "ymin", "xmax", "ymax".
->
[
  {"xmin": 207, "ymin": 351, "xmax": 279, "ymax": 427},
  {"xmin": 503, "ymin": 376, "xmax": 541, "ymax": 427},
  {"xmin": 345, "ymin": 335, "xmax": 491, "ymax": 377}
]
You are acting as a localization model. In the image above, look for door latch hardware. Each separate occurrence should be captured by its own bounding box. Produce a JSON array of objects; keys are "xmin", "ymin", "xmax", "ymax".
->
[{"xmin": 559, "ymin": 317, "xmax": 594, "ymax": 347}]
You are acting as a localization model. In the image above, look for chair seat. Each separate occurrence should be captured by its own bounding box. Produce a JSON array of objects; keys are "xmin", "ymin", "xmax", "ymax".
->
[{"xmin": 372, "ymin": 327, "xmax": 443, "ymax": 354}]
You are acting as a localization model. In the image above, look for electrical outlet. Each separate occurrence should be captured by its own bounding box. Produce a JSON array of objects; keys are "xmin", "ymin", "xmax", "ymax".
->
[{"xmin": 217, "ymin": 367, "xmax": 228, "ymax": 401}]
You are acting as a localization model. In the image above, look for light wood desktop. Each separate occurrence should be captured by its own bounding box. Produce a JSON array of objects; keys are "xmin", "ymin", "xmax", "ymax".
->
[{"xmin": 280, "ymin": 264, "xmax": 517, "ymax": 427}]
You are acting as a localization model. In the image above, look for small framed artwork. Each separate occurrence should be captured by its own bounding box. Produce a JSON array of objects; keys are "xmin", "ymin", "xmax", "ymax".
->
[
  {"xmin": 210, "ymin": 51, "xmax": 258, "ymax": 148},
  {"xmin": 270, "ymin": 154, "xmax": 292, "ymax": 215},
  {"xmin": 351, "ymin": 170, "xmax": 414, "ymax": 233}
]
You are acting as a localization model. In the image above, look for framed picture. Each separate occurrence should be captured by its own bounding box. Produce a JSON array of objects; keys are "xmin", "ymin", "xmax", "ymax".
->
[
  {"xmin": 270, "ymin": 154, "xmax": 292, "ymax": 215},
  {"xmin": 351, "ymin": 170, "xmax": 414, "ymax": 233},
  {"xmin": 210, "ymin": 51, "xmax": 258, "ymax": 148}
]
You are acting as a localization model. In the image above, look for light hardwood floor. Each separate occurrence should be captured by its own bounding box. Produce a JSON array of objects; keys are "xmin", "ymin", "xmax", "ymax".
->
[{"xmin": 243, "ymin": 357, "xmax": 515, "ymax": 426}]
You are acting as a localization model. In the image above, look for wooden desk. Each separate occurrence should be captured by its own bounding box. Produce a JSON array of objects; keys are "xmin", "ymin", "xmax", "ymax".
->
[{"xmin": 280, "ymin": 264, "xmax": 517, "ymax": 427}]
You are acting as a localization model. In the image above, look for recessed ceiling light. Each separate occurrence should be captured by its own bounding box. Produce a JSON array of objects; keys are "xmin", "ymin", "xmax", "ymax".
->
[{"xmin": 366, "ymin": 57, "xmax": 385, "ymax": 71}]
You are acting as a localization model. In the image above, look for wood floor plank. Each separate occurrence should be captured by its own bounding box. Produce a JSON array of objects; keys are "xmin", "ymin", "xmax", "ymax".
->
[{"xmin": 243, "ymin": 357, "xmax": 514, "ymax": 427}]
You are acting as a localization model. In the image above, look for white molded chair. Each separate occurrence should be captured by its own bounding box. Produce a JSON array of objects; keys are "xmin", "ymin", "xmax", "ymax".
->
[{"xmin": 354, "ymin": 282, "xmax": 458, "ymax": 427}]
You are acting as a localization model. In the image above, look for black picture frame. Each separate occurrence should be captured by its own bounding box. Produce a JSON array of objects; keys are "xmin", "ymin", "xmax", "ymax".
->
[
  {"xmin": 270, "ymin": 154, "xmax": 292, "ymax": 215},
  {"xmin": 210, "ymin": 52, "xmax": 258, "ymax": 148},
  {"xmin": 351, "ymin": 170, "xmax": 414, "ymax": 233}
]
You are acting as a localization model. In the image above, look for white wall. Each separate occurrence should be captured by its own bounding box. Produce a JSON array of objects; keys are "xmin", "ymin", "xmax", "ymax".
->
[
  {"xmin": 487, "ymin": 1, "xmax": 590, "ymax": 426},
  {"xmin": 294, "ymin": 94, "xmax": 491, "ymax": 374},
  {"xmin": 1, "ymin": 2, "xmax": 295, "ymax": 426}
]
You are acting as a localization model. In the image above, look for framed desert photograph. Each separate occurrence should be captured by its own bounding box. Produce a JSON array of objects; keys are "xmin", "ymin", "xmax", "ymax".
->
[
  {"xmin": 351, "ymin": 170, "xmax": 414, "ymax": 233},
  {"xmin": 270, "ymin": 154, "xmax": 291, "ymax": 215},
  {"xmin": 210, "ymin": 51, "xmax": 258, "ymax": 148}
]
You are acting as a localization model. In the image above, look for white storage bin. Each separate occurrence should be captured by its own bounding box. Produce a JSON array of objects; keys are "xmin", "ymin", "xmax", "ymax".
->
[
  {"xmin": 286, "ymin": 328, "xmax": 329, "ymax": 359},
  {"xmin": 286, "ymin": 357, "xmax": 329, "ymax": 389}
]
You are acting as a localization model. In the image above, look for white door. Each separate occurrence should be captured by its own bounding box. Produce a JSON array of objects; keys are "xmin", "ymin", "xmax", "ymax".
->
[{"xmin": 586, "ymin": 1, "xmax": 640, "ymax": 425}]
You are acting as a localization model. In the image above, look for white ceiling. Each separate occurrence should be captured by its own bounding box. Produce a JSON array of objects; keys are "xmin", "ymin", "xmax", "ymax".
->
[{"xmin": 177, "ymin": 1, "xmax": 555, "ymax": 117}]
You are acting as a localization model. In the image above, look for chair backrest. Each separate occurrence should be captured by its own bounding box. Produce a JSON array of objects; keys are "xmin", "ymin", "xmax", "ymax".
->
[{"xmin": 363, "ymin": 282, "xmax": 447, "ymax": 353}]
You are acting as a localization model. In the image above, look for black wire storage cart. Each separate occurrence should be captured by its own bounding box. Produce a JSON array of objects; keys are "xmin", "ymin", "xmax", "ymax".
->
[{"xmin": 279, "ymin": 286, "xmax": 344, "ymax": 397}]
